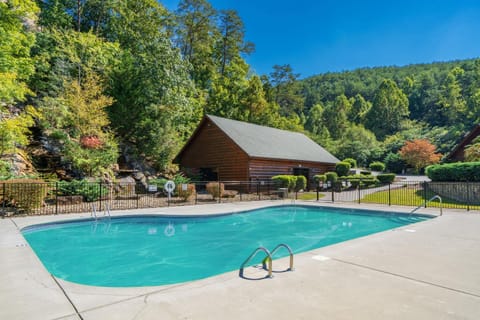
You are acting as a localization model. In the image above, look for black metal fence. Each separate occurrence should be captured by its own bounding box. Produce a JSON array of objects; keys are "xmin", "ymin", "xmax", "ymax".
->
[
  {"xmin": 0, "ymin": 180, "xmax": 281, "ymax": 216},
  {"xmin": 0, "ymin": 179, "xmax": 478, "ymax": 216},
  {"xmin": 313, "ymin": 179, "xmax": 480, "ymax": 211}
]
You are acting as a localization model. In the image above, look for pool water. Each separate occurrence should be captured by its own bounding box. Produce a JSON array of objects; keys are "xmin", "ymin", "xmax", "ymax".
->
[{"xmin": 22, "ymin": 205, "xmax": 430, "ymax": 287}]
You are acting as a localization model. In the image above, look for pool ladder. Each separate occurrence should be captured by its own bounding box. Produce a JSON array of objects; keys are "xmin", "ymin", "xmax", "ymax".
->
[
  {"xmin": 239, "ymin": 243, "xmax": 294, "ymax": 278},
  {"xmin": 410, "ymin": 195, "xmax": 443, "ymax": 216},
  {"xmin": 91, "ymin": 203, "xmax": 111, "ymax": 220}
]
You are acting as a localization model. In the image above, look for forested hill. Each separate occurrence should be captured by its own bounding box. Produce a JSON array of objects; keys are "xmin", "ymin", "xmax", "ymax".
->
[
  {"xmin": 297, "ymin": 58, "xmax": 480, "ymax": 168},
  {"xmin": 1, "ymin": 0, "xmax": 479, "ymax": 180}
]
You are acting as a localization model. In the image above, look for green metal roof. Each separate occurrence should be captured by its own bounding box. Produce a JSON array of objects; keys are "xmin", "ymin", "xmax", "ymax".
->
[{"xmin": 207, "ymin": 115, "xmax": 339, "ymax": 164}]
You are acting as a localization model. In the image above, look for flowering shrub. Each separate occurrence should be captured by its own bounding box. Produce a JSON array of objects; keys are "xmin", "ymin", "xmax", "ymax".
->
[{"xmin": 80, "ymin": 136, "xmax": 103, "ymax": 149}]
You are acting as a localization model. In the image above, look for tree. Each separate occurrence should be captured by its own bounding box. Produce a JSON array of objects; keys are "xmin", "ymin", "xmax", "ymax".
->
[
  {"xmin": 365, "ymin": 79, "xmax": 409, "ymax": 140},
  {"xmin": 399, "ymin": 139, "xmax": 442, "ymax": 173},
  {"xmin": 269, "ymin": 64, "xmax": 304, "ymax": 116},
  {"xmin": 39, "ymin": 72, "xmax": 118, "ymax": 177},
  {"xmin": 348, "ymin": 93, "xmax": 371, "ymax": 124},
  {"xmin": 0, "ymin": 0, "xmax": 38, "ymax": 104},
  {"xmin": 335, "ymin": 124, "xmax": 381, "ymax": 167},
  {"xmin": 464, "ymin": 137, "xmax": 480, "ymax": 162},
  {"xmin": 173, "ymin": 0, "xmax": 217, "ymax": 88},
  {"xmin": 214, "ymin": 9, "xmax": 254, "ymax": 76},
  {"xmin": 323, "ymin": 94, "xmax": 350, "ymax": 140}
]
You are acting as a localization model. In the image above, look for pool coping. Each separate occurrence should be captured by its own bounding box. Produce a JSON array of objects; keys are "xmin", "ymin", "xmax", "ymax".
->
[{"xmin": 2, "ymin": 201, "xmax": 480, "ymax": 319}]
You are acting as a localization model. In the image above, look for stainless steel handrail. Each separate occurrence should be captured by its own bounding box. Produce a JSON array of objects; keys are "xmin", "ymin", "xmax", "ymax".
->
[
  {"xmin": 410, "ymin": 195, "xmax": 443, "ymax": 216},
  {"xmin": 104, "ymin": 203, "xmax": 111, "ymax": 218},
  {"xmin": 239, "ymin": 247, "xmax": 273, "ymax": 278},
  {"xmin": 91, "ymin": 203, "xmax": 97, "ymax": 220},
  {"xmin": 270, "ymin": 243, "xmax": 294, "ymax": 271}
]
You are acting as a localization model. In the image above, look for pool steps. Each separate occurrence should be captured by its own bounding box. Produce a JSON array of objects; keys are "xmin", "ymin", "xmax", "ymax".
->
[{"xmin": 239, "ymin": 243, "xmax": 294, "ymax": 279}]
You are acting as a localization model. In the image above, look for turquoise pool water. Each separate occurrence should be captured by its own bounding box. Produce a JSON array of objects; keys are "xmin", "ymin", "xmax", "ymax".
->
[{"xmin": 22, "ymin": 205, "xmax": 430, "ymax": 287}]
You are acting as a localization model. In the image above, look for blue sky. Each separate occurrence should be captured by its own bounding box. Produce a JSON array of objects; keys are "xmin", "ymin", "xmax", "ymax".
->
[{"xmin": 160, "ymin": 0, "xmax": 480, "ymax": 78}]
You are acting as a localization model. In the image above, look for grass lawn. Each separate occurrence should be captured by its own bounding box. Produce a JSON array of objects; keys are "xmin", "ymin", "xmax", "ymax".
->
[
  {"xmin": 362, "ymin": 187, "xmax": 480, "ymax": 210},
  {"xmin": 296, "ymin": 192, "xmax": 325, "ymax": 200}
]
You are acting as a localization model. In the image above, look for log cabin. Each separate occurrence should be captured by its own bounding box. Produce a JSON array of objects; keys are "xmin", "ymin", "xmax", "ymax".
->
[{"xmin": 174, "ymin": 115, "xmax": 338, "ymax": 189}]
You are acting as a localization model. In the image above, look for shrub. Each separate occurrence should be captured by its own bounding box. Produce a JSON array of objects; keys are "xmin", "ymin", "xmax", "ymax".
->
[
  {"xmin": 1, "ymin": 179, "xmax": 48, "ymax": 212},
  {"xmin": 206, "ymin": 182, "xmax": 224, "ymax": 198},
  {"xmin": 313, "ymin": 174, "xmax": 326, "ymax": 183},
  {"xmin": 58, "ymin": 180, "xmax": 108, "ymax": 202},
  {"xmin": 360, "ymin": 170, "xmax": 372, "ymax": 175},
  {"xmin": 325, "ymin": 172, "xmax": 338, "ymax": 183},
  {"xmin": 343, "ymin": 158, "xmax": 357, "ymax": 168},
  {"xmin": 384, "ymin": 152, "xmax": 406, "ymax": 174},
  {"xmin": 377, "ymin": 173, "xmax": 396, "ymax": 183},
  {"xmin": 344, "ymin": 174, "xmax": 378, "ymax": 187},
  {"xmin": 294, "ymin": 175, "xmax": 307, "ymax": 191},
  {"xmin": 426, "ymin": 162, "xmax": 480, "ymax": 182},
  {"xmin": 176, "ymin": 183, "xmax": 196, "ymax": 201},
  {"xmin": 335, "ymin": 162, "xmax": 351, "ymax": 177},
  {"xmin": 272, "ymin": 175, "xmax": 297, "ymax": 191},
  {"xmin": 369, "ymin": 161, "xmax": 386, "ymax": 172}
]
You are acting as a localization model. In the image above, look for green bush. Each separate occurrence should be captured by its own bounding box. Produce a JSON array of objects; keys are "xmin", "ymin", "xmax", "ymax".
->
[
  {"xmin": 272, "ymin": 175, "xmax": 297, "ymax": 191},
  {"xmin": 58, "ymin": 180, "xmax": 108, "ymax": 202},
  {"xmin": 325, "ymin": 172, "xmax": 338, "ymax": 183},
  {"xmin": 1, "ymin": 179, "xmax": 48, "ymax": 212},
  {"xmin": 313, "ymin": 174, "xmax": 326, "ymax": 183},
  {"xmin": 377, "ymin": 173, "xmax": 396, "ymax": 183},
  {"xmin": 360, "ymin": 170, "xmax": 372, "ymax": 175},
  {"xmin": 344, "ymin": 174, "xmax": 378, "ymax": 187},
  {"xmin": 294, "ymin": 175, "xmax": 307, "ymax": 191},
  {"xmin": 384, "ymin": 152, "xmax": 406, "ymax": 174},
  {"xmin": 335, "ymin": 161, "xmax": 351, "ymax": 177},
  {"xmin": 369, "ymin": 161, "xmax": 386, "ymax": 172},
  {"xmin": 343, "ymin": 158, "xmax": 357, "ymax": 168},
  {"xmin": 426, "ymin": 162, "xmax": 480, "ymax": 182},
  {"xmin": 149, "ymin": 173, "xmax": 191, "ymax": 195}
]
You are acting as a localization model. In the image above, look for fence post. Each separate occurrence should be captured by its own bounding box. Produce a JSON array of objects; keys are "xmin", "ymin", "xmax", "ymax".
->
[
  {"xmin": 1, "ymin": 183, "xmax": 4, "ymax": 216},
  {"xmin": 55, "ymin": 182, "xmax": 58, "ymax": 215},
  {"xmin": 99, "ymin": 182, "xmax": 103, "ymax": 212},
  {"xmin": 358, "ymin": 180, "xmax": 361, "ymax": 204},
  {"xmin": 218, "ymin": 180, "xmax": 221, "ymax": 204},
  {"xmin": 331, "ymin": 185, "xmax": 334, "ymax": 203},
  {"xmin": 316, "ymin": 186, "xmax": 319, "ymax": 201},
  {"xmin": 423, "ymin": 181, "xmax": 427, "ymax": 208},
  {"xmin": 467, "ymin": 182, "xmax": 470, "ymax": 211},
  {"xmin": 388, "ymin": 183, "xmax": 391, "ymax": 206},
  {"xmin": 257, "ymin": 181, "xmax": 260, "ymax": 200}
]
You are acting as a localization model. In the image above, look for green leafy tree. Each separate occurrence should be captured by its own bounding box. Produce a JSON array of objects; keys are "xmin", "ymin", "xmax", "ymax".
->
[
  {"xmin": 365, "ymin": 79, "xmax": 409, "ymax": 140},
  {"xmin": 173, "ymin": 0, "xmax": 217, "ymax": 89},
  {"xmin": 464, "ymin": 137, "xmax": 480, "ymax": 162},
  {"xmin": 40, "ymin": 73, "xmax": 118, "ymax": 177},
  {"xmin": 335, "ymin": 125, "xmax": 381, "ymax": 167},
  {"xmin": 0, "ymin": 0, "xmax": 38, "ymax": 103},
  {"xmin": 269, "ymin": 64, "xmax": 305, "ymax": 116},
  {"xmin": 214, "ymin": 9, "xmax": 254, "ymax": 76},
  {"xmin": 323, "ymin": 94, "xmax": 351, "ymax": 140},
  {"xmin": 348, "ymin": 93, "xmax": 371, "ymax": 124}
]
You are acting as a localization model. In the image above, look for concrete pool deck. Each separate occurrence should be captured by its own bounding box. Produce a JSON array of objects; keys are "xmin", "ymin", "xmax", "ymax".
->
[{"xmin": 1, "ymin": 201, "xmax": 479, "ymax": 319}]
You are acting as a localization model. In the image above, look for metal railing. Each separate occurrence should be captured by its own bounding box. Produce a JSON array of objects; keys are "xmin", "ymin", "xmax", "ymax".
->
[
  {"xmin": 0, "ymin": 179, "xmax": 479, "ymax": 216},
  {"xmin": 239, "ymin": 246, "xmax": 273, "ymax": 278},
  {"xmin": 410, "ymin": 195, "xmax": 443, "ymax": 216}
]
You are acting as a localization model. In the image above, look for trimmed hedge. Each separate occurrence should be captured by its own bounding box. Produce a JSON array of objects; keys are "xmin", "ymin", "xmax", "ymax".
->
[
  {"xmin": 325, "ymin": 172, "xmax": 338, "ymax": 183},
  {"xmin": 2, "ymin": 179, "xmax": 48, "ymax": 212},
  {"xmin": 377, "ymin": 173, "xmax": 396, "ymax": 183},
  {"xmin": 369, "ymin": 161, "xmax": 386, "ymax": 172},
  {"xmin": 343, "ymin": 158, "xmax": 357, "ymax": 168},
  {"xmin": 295, "ymin": 175, "xmax": 307, "ymax": 191},
  {"xmin": 335, "ymin": 161, "xmax": 351, "ymax": 177},
  {"xmin": 313, "ymin": 174, "xmax": 326, "ymax": 183},
  {"xmin": 426, "ymin": 162, "xmax": 480, "ymax": 182}
]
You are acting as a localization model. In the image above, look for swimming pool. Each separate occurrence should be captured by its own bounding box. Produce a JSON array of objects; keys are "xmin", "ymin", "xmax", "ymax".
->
[{"xmin": 22, "ymin": 205, "xmax": 431, "ymax": 287}]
